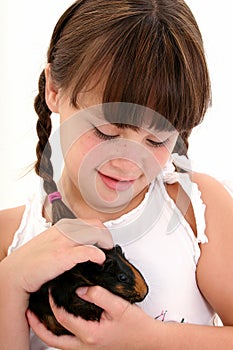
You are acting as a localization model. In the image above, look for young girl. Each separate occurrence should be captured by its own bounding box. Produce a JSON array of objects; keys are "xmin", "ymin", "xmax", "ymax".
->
[{"xmin": 0, "ymin": 0, "xmax": 233, "ymax": 349}]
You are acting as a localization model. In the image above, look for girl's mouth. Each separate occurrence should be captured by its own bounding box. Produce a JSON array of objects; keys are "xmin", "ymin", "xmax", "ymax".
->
[{"xmin": 98, "ymin": 172, "xmax": 135, "ymax": 192}]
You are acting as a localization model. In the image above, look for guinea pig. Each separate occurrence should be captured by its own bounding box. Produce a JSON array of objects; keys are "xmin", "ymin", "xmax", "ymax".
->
[{"xmin": 29, "ymin": 244, "xmax": 148, "ymax": 336}]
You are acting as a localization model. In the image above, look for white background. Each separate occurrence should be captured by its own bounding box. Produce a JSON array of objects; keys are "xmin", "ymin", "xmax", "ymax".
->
[{"xmin": 0, "ymin": 0, "xmax": 232, "ymax": 209}]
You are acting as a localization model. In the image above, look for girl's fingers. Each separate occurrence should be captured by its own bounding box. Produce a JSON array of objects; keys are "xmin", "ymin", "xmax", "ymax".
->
[
  {"xmin": 48, "ymin": 287, "xmax": 133, "ymax": 345},
  {"xmin": 69, "ymin": 244, "xmax": 107, "ymax": 266},
  {"xmin": 76, "ymin": 285, "xmax": 130, "ymax": 320},
  {"xmin": 27, "ymin": 309, "xmax": 81, "ymax": 350},
  {"xmin": 8, "ymin": 219, "xmax": 113, "ymax": 293},
  {"xmin": 55, "ymin": 218, "xmax": 114, "ymax": 249},
  {"xmin": 48, "ymin": 295, "xmax": 103, "ymax": 345}
]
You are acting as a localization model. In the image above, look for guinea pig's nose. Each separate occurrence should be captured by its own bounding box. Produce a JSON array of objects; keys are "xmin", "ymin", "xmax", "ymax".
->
[{"xmin": 132, "ymin": 269, "xmax": 149, "ymax": 301}]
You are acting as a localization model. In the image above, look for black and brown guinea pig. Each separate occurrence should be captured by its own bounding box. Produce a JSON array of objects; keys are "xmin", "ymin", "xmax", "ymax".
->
[{"xmin": 29, "ymin": 244, "xmax": 148, "ymax": 336}]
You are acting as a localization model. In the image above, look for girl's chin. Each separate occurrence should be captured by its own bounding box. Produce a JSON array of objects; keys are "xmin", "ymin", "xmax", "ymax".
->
[
  {"xmin": 77, "ymin": 180, "xmax": 135, "ymax": 214},
  {"xmin": 77, "ymin": 172, "xmax": 149, "ymax": 214},
  {"xmin": 95, "ymin": 183, "xmax": 134, "ymax": 207}
]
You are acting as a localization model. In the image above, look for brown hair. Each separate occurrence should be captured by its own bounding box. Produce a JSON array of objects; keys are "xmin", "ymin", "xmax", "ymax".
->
[{"xmin": 34, "ymin": 0, "xmax": 211, "ymax": 223}]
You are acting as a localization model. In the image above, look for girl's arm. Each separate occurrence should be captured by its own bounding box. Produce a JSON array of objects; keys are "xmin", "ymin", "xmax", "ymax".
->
[
  {"xmin": 0, "ymin": 207, "xmax": 30, "ymax": 349},
  {"xmin": 28, "ymin": 174, "xmax": 233, "ymax": 349},
  {"xmin": 0, "ymin": 206, "xmax": 25, "ymax": 261},
  {"xmin": 194, "ymin": 173, "xmax": 233, "ymax": 326},
  {"xmin": 0, "ymin": 261, "xmax": 30, "ymax": 350},
  {"xmin": 0, "ymin": 213, "xmax": 113, "ymax": 350}
]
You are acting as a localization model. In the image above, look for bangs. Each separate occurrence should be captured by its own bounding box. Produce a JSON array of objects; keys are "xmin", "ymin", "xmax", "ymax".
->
[
  {"xmin": 63, "ymin": 1, "xmax": 211, "ymax": 134},
  {"xmin": 102, "ymin": 16, "xmax": 210, "ymax": 133}
]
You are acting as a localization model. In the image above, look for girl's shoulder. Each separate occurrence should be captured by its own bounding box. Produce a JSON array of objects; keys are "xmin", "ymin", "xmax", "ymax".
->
[
  {"xmin": 165, "ymin": 171, "xmax": 233, "ymax": 239},
  {"xmin": 192, "ymin": 172, "xmax": 233, "ymax": 220},
  {"xmin": 0, "ymin": 205, "xmax": 25, "ymax": 261},
  {"xmin": 192, "ymin": 173, "xmax": 233, "ymax": 324},
  {"xmin": 191, "ymin": 171, "xmax": 233, "ymax": 242}
]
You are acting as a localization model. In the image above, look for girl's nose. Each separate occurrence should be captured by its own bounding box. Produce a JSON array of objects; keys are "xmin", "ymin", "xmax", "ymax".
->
[{"xmin": 109, "ymin": 157, "xmax": 141, "ymax": 176}]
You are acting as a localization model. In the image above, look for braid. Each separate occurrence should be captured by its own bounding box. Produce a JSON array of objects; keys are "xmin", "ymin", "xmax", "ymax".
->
[
  {"xmin": 34, "ymin": 70, "xmax": 76, "ymax": 224},
  {"xmin": 180, "ymin": 131, "xmax": 190, "ymax": 153},
  {"xmin": 34, "ymin": 70, "xmax": 53, "ymax": 181},
  {"xmin": 173, "ymin": 130, "xmax": 190, "ymax": 157}
]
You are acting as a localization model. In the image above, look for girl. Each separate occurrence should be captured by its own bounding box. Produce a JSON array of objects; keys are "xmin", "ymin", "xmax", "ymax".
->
[{"xmin": 1, "ymin": 0, "xmax": 233, "ymax": 349}]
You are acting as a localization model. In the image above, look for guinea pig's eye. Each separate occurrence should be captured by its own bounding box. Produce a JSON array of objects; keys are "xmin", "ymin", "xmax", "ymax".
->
[{"xmin": 117, "ymin": 273, "xmax": 129, "ymax": 283}]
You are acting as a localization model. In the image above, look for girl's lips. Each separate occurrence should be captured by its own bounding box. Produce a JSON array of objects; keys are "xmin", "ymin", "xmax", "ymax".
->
[{"xmin": 98, "ymin": 172, "xmax": 135, "ymax": 192}]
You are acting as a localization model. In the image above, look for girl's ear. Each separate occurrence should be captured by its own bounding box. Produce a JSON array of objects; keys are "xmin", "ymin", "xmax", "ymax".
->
[{"xmin": 44, "ymin": 64, "xmax": 59, "ymax": 113}]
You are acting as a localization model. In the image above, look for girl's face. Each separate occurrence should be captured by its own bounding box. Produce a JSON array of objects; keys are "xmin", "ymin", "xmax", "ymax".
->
[{"xmin": 53, "ymin": 85, "xmax": 178, "ymax": 217}]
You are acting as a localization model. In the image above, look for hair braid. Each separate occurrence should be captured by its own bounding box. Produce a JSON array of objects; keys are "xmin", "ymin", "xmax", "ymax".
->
[{"xmin": 34, "ymin": 70, "xmax": 76, "ymax": 224}]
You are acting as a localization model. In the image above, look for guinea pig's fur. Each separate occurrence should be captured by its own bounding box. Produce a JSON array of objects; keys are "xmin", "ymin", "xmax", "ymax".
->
[{"xmin": 29, "ymin": 245, "xmax": 148, "ymax": 336}]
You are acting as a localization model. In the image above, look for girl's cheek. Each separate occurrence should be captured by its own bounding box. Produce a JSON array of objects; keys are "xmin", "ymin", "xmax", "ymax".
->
[
  {"xmin": 65, "ymin": 132, "xmax": 100, "ymax": 161},
  {"xmin": 79, "ymin": 133, "xmax": 101, "ymax": 153},
  {"xmin": 64, "ymin": 134, "xmax": 104, "ymax": 179},
  {"xmin": 153, "ymin": 134, "xmax": 178, "ymax": 168},
  {"xmin": 153, "ymin": 147, "xmax": 171, "ymax": 168}
]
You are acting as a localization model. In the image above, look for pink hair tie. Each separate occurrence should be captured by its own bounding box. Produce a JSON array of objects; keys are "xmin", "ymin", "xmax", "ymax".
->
[{"xmin": 48, "ymin": 191, "xmax": 62, "ymax": 203}]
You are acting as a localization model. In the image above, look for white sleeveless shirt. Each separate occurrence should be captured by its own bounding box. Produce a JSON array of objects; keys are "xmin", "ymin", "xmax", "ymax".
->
[{"xmin": 8, "ymin": 155, "xmax": 217, "ymax": 350}]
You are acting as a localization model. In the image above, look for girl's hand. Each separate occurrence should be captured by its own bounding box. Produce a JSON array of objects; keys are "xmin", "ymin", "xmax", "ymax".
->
[
  {"xmin": 0, "ymin": 218, "xmax": 113, "ymax": 294},
  {"xmin": 27, "ymin": 286, "xmax": 156, "ymax": 350}
]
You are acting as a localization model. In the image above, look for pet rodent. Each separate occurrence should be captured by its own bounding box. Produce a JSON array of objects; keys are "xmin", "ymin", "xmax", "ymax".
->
[{"xmin": 29, "ymin": 245, "xmax": 148, "ymax": 336}]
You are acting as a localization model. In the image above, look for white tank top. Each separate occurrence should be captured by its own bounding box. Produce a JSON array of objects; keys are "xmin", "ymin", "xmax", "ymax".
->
[{"xmin": 8, "ymin": 155, "xmax": 216, "ymax": 350}]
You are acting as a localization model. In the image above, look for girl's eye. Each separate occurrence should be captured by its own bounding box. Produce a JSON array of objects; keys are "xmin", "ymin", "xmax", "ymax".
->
[
  {"xmin": 147, "ymin": 138, "xmax": 169, "ymax": 148},
  {"xmin": 93, "ymin": 127, "xmax": 118, "ymax": 141}
]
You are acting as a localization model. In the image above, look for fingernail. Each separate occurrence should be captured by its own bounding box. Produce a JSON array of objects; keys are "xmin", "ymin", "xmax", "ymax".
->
[{"xmin": 76, "ymin": 286, "xmax": 88, "ymax": 296}]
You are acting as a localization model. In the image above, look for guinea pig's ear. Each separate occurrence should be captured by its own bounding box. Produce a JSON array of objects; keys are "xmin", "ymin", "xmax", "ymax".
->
[
  {"xmin": 103, "ymin": 258, "xmax": 114, "ymax": 272},
  {"xmin": 115, "ymin": 245, "xmax": 123, "ymax": 255}
]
